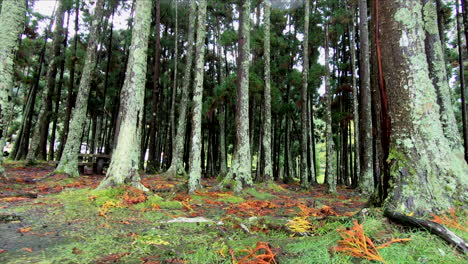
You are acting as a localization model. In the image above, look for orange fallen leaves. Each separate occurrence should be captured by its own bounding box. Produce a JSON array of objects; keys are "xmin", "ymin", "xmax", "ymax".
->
[
  {"xmin": 17, "ymin": 227, "xmax": 32, "ymax": 233},
  {"xmin": 298, "ymin": 204, "xmax": 339, "ymax": 217},
  {"xmin": 21, "ymin": 248, "xmax": 33, "ymax": 252},
  {"xmin": 226, "ymin": 201, "xmax": 279, "ymax": 217},
  {"xmin": 122, "ymin": 186, "xmax": 146, "ymax": 205},
  {"xmin": 230, "ymin": 242, "xmax": 277, "ymax": 264},
  {"xmin": 431, "ymin": 208, "xmax": 468, "ymax": 232},
  {"xmin": 334, "ymin": 221, "xmax": 410, "ymax": 263},
  {"xmin": 0, "ymin": 197, "xmax": 28, "ymax": 202}
]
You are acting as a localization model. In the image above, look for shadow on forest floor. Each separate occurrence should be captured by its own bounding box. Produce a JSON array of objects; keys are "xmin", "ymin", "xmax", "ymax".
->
[{"xmin": 0, "ymin": 162, "xmax": 466, "ymax": 263}]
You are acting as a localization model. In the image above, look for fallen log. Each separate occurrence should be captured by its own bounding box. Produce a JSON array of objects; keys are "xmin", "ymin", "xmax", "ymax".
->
[{"xmin": 384, "ymin": 209, "xmax": 468, "ymax": 253}]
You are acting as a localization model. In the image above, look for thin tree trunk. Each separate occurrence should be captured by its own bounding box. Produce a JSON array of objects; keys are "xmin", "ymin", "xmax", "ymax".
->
[
  {"xmin": 300, "ymin": 0, "xmax": 310, "ymax": 188},
  {"xmin": 350, "ymin": 4, "xmax": 360, "ymax": 188},
  {"xmin": 456, "ymin": 0, "xmax": 468, "ymax": 162},
  {"xmin": 262, "ymin": 0, "xmax": 273, "ymax": 181},
  {"xmin": 146, "ymin": 0, "xmax": 162, "ymax": 173},
  {"xmin": 325, "ymin": 22, "xmax": 336, "ymax": 193},
  {"xmin": 188, "ymin": 0, "xmax": 208, "ymax": 193}
]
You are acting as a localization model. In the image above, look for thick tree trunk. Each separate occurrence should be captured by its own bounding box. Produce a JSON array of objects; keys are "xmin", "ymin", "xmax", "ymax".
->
[
  {"xmin": 324, "ymin": 22, "xmax": 336, "ymax": 193},
  {"xmin": 358, "ymin": 0, "xmax": 374, "ymax": 194},
  {"xmin": 0, "ymin": 0, "xmax": 26, "ymax": 179},
  {"xmin": 188, "ymin": 0, "xmax": 208, "ymax": 193},
  {"xmin": 262, "ymin": 0, "xmax": 273, "ymax": 181},
  {"xmin": 165, "ymin": 0, "xmax": 196, "ymax": 177},
  {"xmin": 54, "ymin": 0, "xmax": 105, "ymax": 177},
  {"xmin": 98, "ymin": 0, "xmax": 151, "ymax": 191},
  {"xmin": 223, "ymin": 0, "xmax": 252, "ymax": 192},
  {"xmin": 300, "ymin": 0, "xmax": 310, "ymax": 188},
  {"xmin": 28, "ymin": 0, "xmax": 66, "ymax": 161},
  {"xmin": 379, "ymin": 0, "xmax": 468, "ymax": 215}
]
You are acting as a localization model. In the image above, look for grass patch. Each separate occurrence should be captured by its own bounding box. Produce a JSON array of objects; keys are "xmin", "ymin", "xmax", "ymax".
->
[{"xmin": 243, "ymin": 187, "xmax": 277, "ymax": 200}]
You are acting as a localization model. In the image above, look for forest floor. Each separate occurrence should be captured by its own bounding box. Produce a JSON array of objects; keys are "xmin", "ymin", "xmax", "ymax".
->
[{"xmin": 0, "ymin": 161, "xmax": 467, "ymax": 264}]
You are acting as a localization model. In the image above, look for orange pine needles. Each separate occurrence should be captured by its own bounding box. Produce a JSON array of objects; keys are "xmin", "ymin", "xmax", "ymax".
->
[
  {"xmin": 230, "ymin": 242, "xmax": 277, "ymax": 264},
  {"xmin": 335, "ymin": 221, "xmax": 410, "ymax": 263},
  {"xmin": 431, "ymin": 208, "xmax": 468, "ymax": 232}
]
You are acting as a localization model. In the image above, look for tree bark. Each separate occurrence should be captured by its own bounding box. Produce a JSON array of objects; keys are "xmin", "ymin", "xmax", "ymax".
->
[
  {"xmin": 350, "ymin": 5, "xmax": 360, "ymax": 188},
  {"xmin": 188, "ymin": 0, "xmax": 208, "ymax": 193},
  {"xmin": 223, "ymin": 0, "xmax": 252, "ymax": 192},
  {"xmin": 262, "ymin": 0, "xmax": 273, "ymax": 181},
  {"xmin": 98, "ymin": 0, "xmax": 151, "ymax": 191},
  {"xmin": 324, "ymin": 22, "xmax": 336, "ymax": 193},
  {"xmin": 456, "ymin": 0, "xmax": 468, "ymax": 162},
  {"xmin": 146, "ymin": 0, "xmax": 162, "ymax": 173},
  {"xmin": 54, "ymin": 0, "xmax": 105, "ymax": 177},
  {"xmin": 300, "ymin": 0, "xmax": 310, "ymax": 188},
  {"xmin": 379, "ymin": 0, "xmax": 468, "ymax": 215},
  {"xmin": 358, "ymin": 0, "xmax": 374, "ymax": 194},
  {"xmin": 0, "ymin": 0, "xmax": 26, "ymax": 179},
  {"xmin": 28, "ymin": 0, "xmax": 66, "ymax": 161},
  {"xmin": 165, "ymin": 0, "xmax": 196, "ymax": 177}
]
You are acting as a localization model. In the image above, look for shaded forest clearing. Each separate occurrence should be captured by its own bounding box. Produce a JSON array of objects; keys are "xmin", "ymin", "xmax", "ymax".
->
[{"xmin": 0, "ymin": 162, "xmax": 466, "ymax": 264}]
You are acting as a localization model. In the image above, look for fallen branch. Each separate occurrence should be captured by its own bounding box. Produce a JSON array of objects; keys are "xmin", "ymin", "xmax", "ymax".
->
[{"xmin": 384, "ymin": 209, "xmax": 468, "ymax": 253}]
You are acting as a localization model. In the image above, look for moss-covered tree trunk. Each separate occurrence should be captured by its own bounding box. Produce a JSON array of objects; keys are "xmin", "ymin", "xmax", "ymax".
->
[
  {"xmin": 300, "ymin": 0, "xmax": 311, "ymax": 188},
  {"xmin": 324, "ymin": 22, "xmax": 336, "ymax": 193},
  {"xmin": 165, "ymin": 0, "xmax": 196, "ymax": 177},
  {"xmin": 223, "ymin": 0, "xmax": 252, "ymax": 192},
  {"xmin": 422, "ymin": 0, "xmax": 462, "ymax": 151},
  {"xmin": 98, "ymin": 0, "xmax": 151, "ymax": 191},
  {"xmin": 262, "ymin": 0, "xmax": 273, "ymax": 181},
  {"xmin": 188, "ymin": 0, "xmax": 208, "ymax": 193},
  {"xmin": 54, "ymin": 0, "xmax": 105, "ymax": 177},
  {"xmin": 358, "ymin": 0, "xmax": 374, "ymax": 194},
  {"xmin": 456, "ymin": 0, "xmax": 468, "ymax": 162},
  {"xmin": 0, "ymin": 0, "xmax": 26, "ymax": 179},
  {"xmin": 379, "ymin": 0, "xmax": 468, "ymax": 215}
]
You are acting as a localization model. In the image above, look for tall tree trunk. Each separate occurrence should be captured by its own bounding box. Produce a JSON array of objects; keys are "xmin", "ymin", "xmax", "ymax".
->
[
  {"xmin": 98, "ymin": 0, "xmax": 151, "ymax": 190},
  {"xmin": 28, "ymin": 0, "xmax": 66, "ymax": 161},
  {"xmin": 262, "ymin": 0, "xmax": 273, "ymax": 181},
  {"xmin": 146, "ymin": 0, "xmax": 162, "ymax": 173},
  {"xmin": 422, "ymin": 0, "xmax": 462, "ymax": 152},
  {"xmin": 358, "ymin": 0, "xmax": 374, "ymax": 194},
  {"xmin": 215, "ymin": 24, "xmax": 228, "ymax": 177},
  {"xmin": 325, "ymin": 22, "xmax": 336, "ymax": 193},
  {"xmin": 456, "ymin": 0, "xmax": 468, "ymax": 162},
  {"xmin": 379, "ymin": 0, "xmax": 468, "ymax": 215},
  {"xmin": 0, "ymin": 0, "xmax": 26, "ymax": 179},
  {"xmin": 223, "ymin": 0, "xmax": 252, "ymax": 192},
  {"xmin": 300, "ymin": 0, "xmax": 310, "ymax": 188},
  {"xmin": 165, "ymin": 0, "xmax": 196, "ymax": 177},
  {"xmin": 188, "ymin": 0, "xmax": 208, "ymax": 193},
  {"xmin": 49, "ymin": 8, "xmax": 71, "ymax": 161},
  {"xmin": 169, "ymin": 0, "xmax": 178, "ymax": 164},
  {"xmin": 57, "ymin": 0, "xmax": 80, "ymax": 160},
  {"xmin": 54, "ymin": 0, "xmax": 105, "ymax": 177},
  {"xmin": 350, "ymin": 5, "xmax": 360, "ymax": 188}
]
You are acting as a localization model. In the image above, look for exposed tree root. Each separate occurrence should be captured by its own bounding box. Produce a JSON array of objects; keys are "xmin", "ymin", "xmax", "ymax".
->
[{"xmin": 384, "ymin": 209, "xmax": 468, "ymax": 253}]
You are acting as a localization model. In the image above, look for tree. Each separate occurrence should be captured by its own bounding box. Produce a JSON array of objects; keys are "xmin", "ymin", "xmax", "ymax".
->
[
  {"xmin": 0, "ymin": 0, "xmax": 26, "ymax": 179},
  {"xmin": 324, "ymin": 21, "xmax": 336, "ymax": 193},
  {"xmin": 166, "ymin": 0, "xmax": 196, "ymax": 177},
  {"xmin": 188, "ymin": 0, "xmax": 208, "ymax": 193},
  {"xmin": 98, "ymin": 0, "xmax": 152, "ymax": 190},
  {"xmin": 262, "ymin": 0, "xmax": 273, "ymax": 181},
  {"xmin": 223, "ymin": 0, "xmax": 252, "ymax": 193},
  {"xmin": 358, "ymin": 0, "xmax": 374, "ymax": 194},
  {"xmin": 379, "ymin": 0, "xmax": 468, "ymax": 215},
  {"xmin": 27, "ymin": 0, "xmax": 66, "ymax": 161},
  {"xmin": 300, "ymin": 0, "xmax": 311, "ymax": 188},
  {"xmin": 54, "ymin": 0, "xmax": 105, "ymax": 177}
]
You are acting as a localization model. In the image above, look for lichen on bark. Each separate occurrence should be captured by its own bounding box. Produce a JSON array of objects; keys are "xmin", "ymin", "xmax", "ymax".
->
[
  {"xmin": 98, "ymin": 0, "xmax": 152, "ymax": 191},
  {"xmin": 300, "ymin": 0, "xmax": 310, "ymax": 189},
  {"xmin": 0, "ymin": 0, "xmax": 26, "ymax": 179},
  {"xmin": 222, "ymin": 0, "xmax": 253, "ymax": 193},
  {"xmin": 262, "ymin": 0, "xmax": 273, "ymax": 181},
  {"xmin": 380, "ymin": 0, "xmax": 468, "ymax": 215},
  {"xmin": 188, "ymin": 0, "xmax": 208, "ymax": 193},
  {"xmin": 55, "ymin": 0, "xmax": 105, "ymax": 177}
]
